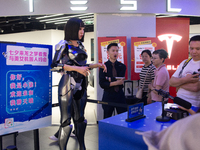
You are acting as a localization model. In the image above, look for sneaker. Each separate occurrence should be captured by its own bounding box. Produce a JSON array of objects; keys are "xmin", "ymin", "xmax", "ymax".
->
[
  {"xmin": 70, "ymin": 130, "xmax": 76, "ymax": 137},
  {"xmin": 49, "ymin": 135, "xmax": 58, "ymax": 141}
]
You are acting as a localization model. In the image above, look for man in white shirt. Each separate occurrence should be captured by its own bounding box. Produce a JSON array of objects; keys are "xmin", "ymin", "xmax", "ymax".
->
[{"xmin": 169, "ymin": 35, "xmax": 200, "ymax": 107}]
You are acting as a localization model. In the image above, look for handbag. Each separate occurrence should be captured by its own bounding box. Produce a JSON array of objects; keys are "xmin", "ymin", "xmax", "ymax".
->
[
  {"xmin": 136, "ymin": 67, "xmax": 153, "ymax": 99},
  {"xmin": 136, "ymin": 88, "xmax": 143, "ymax": 99}
]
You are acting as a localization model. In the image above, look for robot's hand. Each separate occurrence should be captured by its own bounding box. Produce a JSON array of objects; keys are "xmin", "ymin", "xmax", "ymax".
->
[
  {"xmin": 50, "ymin": 67, "xmax": 63, "ymax": 72},
  {"xmin": 50, "ymin": 63, "xmax": 64, "ymax": 72},
  {"xmin": 51, "ymin": 63, "xmax": 57, "ymax": 68}
]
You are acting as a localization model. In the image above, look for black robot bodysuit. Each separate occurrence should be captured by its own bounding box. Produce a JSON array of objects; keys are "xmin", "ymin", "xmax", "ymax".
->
[{"xmin": 51, "ymin": 40, "xmax": 88, "ymax": 150}]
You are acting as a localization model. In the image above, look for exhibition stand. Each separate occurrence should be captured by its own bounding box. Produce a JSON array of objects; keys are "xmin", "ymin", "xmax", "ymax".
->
[{"xmin": 99, "ymin": 102, "xmax": 177, "ymax": 150}]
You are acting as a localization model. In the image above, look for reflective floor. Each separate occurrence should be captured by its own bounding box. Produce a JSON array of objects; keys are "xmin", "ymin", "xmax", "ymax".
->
[{"xmin": 1, "ymin": 124, "xmax": 98, "ymax": 150}]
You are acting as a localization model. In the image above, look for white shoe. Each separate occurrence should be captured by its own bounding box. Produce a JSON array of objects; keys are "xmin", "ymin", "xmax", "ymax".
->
[
  {"xmin": 70, "ymin": 132, "xmax": 76, "ymax": 137},
  {"xmin": 49, "ymin": 135, "xmax": 58, "ymax": 141}
]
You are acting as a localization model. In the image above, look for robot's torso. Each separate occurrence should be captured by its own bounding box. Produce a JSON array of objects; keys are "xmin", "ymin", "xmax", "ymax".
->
[{"xmin": 51, "ymin": 40, "xmax": 88, "ymax": 96}]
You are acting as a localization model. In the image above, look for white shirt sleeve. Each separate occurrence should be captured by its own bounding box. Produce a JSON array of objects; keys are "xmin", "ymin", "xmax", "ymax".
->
[{"xmin": 172, "ymin": 59, "xmax": 187, "ymax": 78}]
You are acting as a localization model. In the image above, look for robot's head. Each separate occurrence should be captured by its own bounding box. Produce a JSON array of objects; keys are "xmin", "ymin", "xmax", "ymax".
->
[{"xmin": 64, "ymin": 17, "xmax": 85, "ymax": 42}]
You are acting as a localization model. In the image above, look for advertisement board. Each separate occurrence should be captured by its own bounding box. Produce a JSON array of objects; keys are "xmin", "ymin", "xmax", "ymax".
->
[
  {"xmin": 0, "ymin": 42, "xmax": 52, "ymax": 136},
  {"xmin": 131, "ymin": 37, "xmax": 158, "ymax": 80}
]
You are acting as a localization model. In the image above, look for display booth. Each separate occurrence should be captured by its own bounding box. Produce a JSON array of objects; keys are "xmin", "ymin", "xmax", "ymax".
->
[
  {"xmin": 99, "ymin": 102, "xmax": 176, "ymax": 150},
  {"xmin": 99, "ymin": 102, "xmax": 199, "ymax": 150}
]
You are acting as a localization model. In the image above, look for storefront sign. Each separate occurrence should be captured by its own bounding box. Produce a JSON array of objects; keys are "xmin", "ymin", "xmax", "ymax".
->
[{"xmin": 0, "ymin": 0, "xmax": 199, "ymax": 16}]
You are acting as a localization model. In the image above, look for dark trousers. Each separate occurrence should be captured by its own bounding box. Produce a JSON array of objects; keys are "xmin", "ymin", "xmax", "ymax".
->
[{"xmin": 102, "ymin": 90, "xmax": 127, "ymax": 119}]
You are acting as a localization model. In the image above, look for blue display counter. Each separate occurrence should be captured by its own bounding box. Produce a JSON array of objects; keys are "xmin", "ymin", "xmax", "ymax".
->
[{"xmin": 98, "ymin": 102, "xmax": 177, "ymax": 150}]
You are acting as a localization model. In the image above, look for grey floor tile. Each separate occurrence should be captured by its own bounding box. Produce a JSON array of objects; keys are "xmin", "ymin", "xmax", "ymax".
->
[{"xmin": 1, "ymin": 124, "xmax": 98, "ymax": 150}]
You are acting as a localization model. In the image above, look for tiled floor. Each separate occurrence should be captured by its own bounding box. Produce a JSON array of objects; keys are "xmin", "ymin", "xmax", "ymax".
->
[{"xmin": 1, "ymin": 124, "xmax": 98, "ymax": 150}]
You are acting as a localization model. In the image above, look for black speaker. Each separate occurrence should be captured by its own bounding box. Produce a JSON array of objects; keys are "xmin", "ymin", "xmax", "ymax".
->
[{"xmin": 164, "ymin": 108, "xmax": 189, "ymax": 120}]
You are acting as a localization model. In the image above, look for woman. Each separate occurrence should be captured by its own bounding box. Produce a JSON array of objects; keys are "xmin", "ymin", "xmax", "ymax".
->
[
  {"xmin": 139, "ymin": 50, "xmax": 156, "ymax": 105},
  {"xmin": 150, "ymin": 49, "xmax": 169, "ymax": 102},
  {"xmin": 50, "ymin": 17, "xmax": 106, "ymax": 150}
]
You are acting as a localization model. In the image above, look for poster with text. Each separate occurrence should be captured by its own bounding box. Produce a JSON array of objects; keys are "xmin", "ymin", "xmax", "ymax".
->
[
  {"xmin": 131, "ymin": 37, "xmax": 158, "ymax": 80},
  {"xmin": 98, "ymin": 37, "xmax": 128, "ymax": 79},
  {"xmin": 0, "ymin": 42, "xmax": 52, "ymax": 136}
]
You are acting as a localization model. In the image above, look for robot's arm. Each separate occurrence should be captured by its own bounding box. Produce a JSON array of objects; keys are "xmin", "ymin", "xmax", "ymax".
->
[{"xmin": 51, "ymin": 40, "xmax": 68, "ymax": 72}]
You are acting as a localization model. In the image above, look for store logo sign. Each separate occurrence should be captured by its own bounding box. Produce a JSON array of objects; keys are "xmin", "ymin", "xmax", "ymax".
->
[
  {"xmin": 167, "ymin": 0, "xmax": 182, "ymax": 12},
  {"xmin": 120, "ymin": 0, "xmax": 137, "ymax": 10},
  {"xmin": 158, "ymin": 34, "xmax": 182, "ymax": 59}
]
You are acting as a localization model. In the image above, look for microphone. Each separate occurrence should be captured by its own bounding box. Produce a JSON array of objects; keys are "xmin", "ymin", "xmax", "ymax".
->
[
  {"xmin": 173, "ymin": 97, "xmax": 192, "ymax": 109},
  {"xmin": 154, "ymin": 89, "xmax": 192, "ymax": 109}
]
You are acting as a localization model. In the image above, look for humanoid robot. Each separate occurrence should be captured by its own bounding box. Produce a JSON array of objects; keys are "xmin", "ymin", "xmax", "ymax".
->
[{"xmin": 51, "ymin": 17, "xmax": 106, "ymax": 150}]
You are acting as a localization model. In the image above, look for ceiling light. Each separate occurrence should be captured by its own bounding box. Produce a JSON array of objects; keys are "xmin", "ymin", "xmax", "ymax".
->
[
  {"xmin": 70, "ymin": 7, "xmax": 88, "ymax": 11},
  {"xmin": 39, "ymin": 13, "xmax": 93, "ymax": 22},
  {"xmin": 46, "ymin": 19, "xmax": 70, "ymax": 24},
  {"xmin": 36, "ymin": 14, "xmax": 64, "ymax": 20},
  {"xmin": 29, "ymin": 0, "xmax": 34, "ymax": 12},
  {"xmin": 54, "ymin": 18, "xmax": 94, "ymax": 25},
  {"xmin": 54, "ymin": 21, "xmax": 67, "ymax": 25},
  {"xmin": 44, "ymin": 15, "xmax": 93, "ymax": 24},
  {"xmin": 70, "ymin": 1, "xmax": 87, "ymax": 4},
  {"xmin": 55, "ymin": 19, "xmax": 94, "ymax": 25}
]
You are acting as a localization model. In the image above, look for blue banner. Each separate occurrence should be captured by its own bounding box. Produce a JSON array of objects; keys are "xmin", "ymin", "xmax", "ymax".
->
[{"xmin": 0, "ymin": 42, "xmax": 52, "ymax": 135}]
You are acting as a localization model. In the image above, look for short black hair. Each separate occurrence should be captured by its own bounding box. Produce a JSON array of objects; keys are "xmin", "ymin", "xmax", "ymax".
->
[
  {"xmin": 107, "ymin": 43, "xmax": 118, "ymax": 51},
  {"xmin": 64, "ymin": 17, "xmax": 85, "ymax": 42},
  {"xmin": 141, "ymin": 49, "xmax": 152, "ymax": 57},
  {"xmin": 189, "ymin": 35, "xmax": 200, "ymax": 44},
  {"xmin": 153, "ymin": 49, "xmax": 168, "ymax": 62}
]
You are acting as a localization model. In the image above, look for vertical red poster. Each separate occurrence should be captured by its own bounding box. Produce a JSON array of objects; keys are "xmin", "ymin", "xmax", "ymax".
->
[
  {"xmin": 131, "ymin": 37, "xmax": 158, "ymax": 80},
  {"xmin": 98, "ymin": 37, "xmax": 128, "ymax": 79},
  {"xmin": 156, "ymin": 18, "xmax": 190, "ymax": 99}
]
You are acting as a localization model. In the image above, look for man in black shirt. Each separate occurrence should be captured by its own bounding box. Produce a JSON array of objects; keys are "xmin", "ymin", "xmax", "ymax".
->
[{"xmin": 99, "ymin": 43, "xmax": 127, "ymax": 119}]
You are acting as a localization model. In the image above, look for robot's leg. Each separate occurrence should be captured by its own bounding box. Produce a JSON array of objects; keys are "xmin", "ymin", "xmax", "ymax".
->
[
  {"xmin": 58, "ymin": 125, "xmax": 72, "ymax": 150},
  {"xmin": 57, "ymin": 74, "xmax": 73, "ymax": 150},
  {"xmin": 74, "ymin": 119, "xmax": 87, "ymax": 150},
  {"xmin": 73, "ymin": 90, "xmax": 87, "ymax": 150}
]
